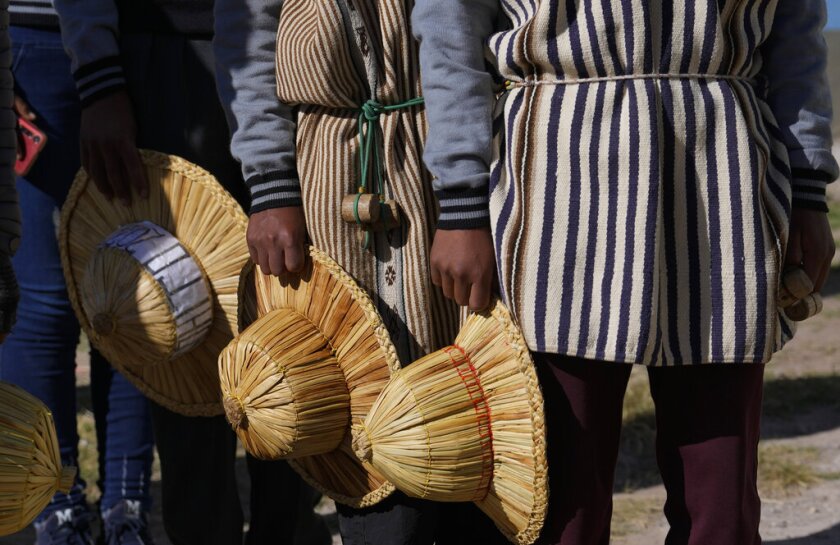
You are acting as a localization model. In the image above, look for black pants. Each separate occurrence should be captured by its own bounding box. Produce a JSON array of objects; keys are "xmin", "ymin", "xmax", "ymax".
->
[
  {"xmin": 534, "ymin": 354, "xmax": 763, "ymax": 545},
  {"xmin": 120, "ymin": 33, "xmax": 308, "ymax": 545}
]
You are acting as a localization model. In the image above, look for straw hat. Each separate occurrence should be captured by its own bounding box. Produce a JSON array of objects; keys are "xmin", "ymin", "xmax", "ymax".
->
[
  {"xmin": 219, "ymin": 246, "xmax": 401, "ymax": 508},
  {"xmin": 0, "ymin": 382, "xmax": 75, "ymax": 535},
  {"xmin": 60, "ymin": 150, "xmax": 249, "ymax": 416},
  {"xmin": 351, "ymin": 301, "xmax": 547, "ymax": 545}
]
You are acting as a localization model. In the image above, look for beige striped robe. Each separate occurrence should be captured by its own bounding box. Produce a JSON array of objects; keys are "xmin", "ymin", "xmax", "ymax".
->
[{"xmin": 275, "ymin": 0, "xmax": 458, "ymax": 362}]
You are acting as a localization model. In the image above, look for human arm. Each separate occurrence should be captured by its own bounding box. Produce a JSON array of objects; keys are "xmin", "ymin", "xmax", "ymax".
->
[
  {"xmin": 213, "ymin": 0, "xmax": 305, "ymax": 275},
  {"xmin": 412, "ymin": 0, "xmax": 500, "ymax": 310},
  {"xmin": 760, "ymin": 0, "xmax": 838, "ymax": 290},
  {"xmin": 53, "ymin": 0, "xmax": 148, "ymax": 205}
]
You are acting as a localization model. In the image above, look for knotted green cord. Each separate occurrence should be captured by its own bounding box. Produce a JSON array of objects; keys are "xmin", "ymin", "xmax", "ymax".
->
[{"xmin": 355, "ymin": 97, "xmax": 425, "ymax": 248}]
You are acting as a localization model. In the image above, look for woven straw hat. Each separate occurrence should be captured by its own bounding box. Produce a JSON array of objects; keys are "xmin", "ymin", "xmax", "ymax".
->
[
  {"xmin": 0, "ymin": 382, "xmax": 75, "ymax": 535},
  {"xmin": 219, "ymin": 246, "xmax": 401, "ymax": 508},
  {"xmin": 60, "ymin": 150, "xmax": 249, "ymax": 416},
  {"xmin": 351, "ymin": 301, "xmax": 547, "ymax": 545}
]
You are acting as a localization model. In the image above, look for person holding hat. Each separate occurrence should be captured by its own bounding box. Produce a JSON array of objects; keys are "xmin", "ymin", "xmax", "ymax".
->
[
  {"xmin": 413, "ymin": 0, "xmax": 836, "ymax": 544},
  {"xmin": 50, "ymin": 1, "xmax": 329, "ymax": 544},
  {"xmin": 1, "ymin": 4, "xmax": 159, "ymax": 543},
  {"xmin": 214, "ymin": 0, "xmax": 512, "ymax": 543}
]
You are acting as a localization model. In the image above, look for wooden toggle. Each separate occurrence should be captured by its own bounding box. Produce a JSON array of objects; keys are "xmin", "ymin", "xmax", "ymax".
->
[
  {"xmin": 341, "ymin": 193, "xmax": 381, "ymax": 225},
  {"xmin": 785, "ymin": 293, "xmax": 823, "ymax": 322},
  {"xmin": 777, "ymin": 268, "xmax": 814, "ymax": 309}
]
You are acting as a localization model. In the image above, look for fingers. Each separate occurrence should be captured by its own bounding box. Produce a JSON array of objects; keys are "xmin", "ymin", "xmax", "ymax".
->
[
  {"xmin": 284, "ymin": 241, "xmax": 305, "ymax": 274},
  {"xmin": 86, "ymin": 145, "xmax": 114, "ymax": 201},
  {"xmin": 13, "ymin": 96, "xmax": 35, "ymax": 120},
  {"xmin": 785, "ymin": 227, "xmax": 802, "ymax": 268},
  {"xmin": 469, "ymin": 273, "xmax": 493, "ymax": 312},
  {"xmin": 453, "ymin": 274, "xmax": 471, "ymax": 307},
  {"xmin": 122, "ymin": 142, "xmax": 150, "ymax": 199}
]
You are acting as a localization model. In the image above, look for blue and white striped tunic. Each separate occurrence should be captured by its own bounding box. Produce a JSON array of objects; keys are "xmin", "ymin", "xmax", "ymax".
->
[{"xmin": 415, "ymin": 0, "xmax": 838, "ymax": 365}]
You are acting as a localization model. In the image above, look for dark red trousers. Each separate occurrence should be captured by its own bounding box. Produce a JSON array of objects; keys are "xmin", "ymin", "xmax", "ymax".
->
[{"xmin": 534, "ymin": 354, "xmax": 764, "ymax": 545}]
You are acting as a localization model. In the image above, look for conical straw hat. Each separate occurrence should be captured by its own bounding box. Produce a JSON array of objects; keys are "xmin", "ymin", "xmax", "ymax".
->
[
  {"xmin": 0, "ymin": 382, "xmax": 76, "ymax": 535},
  {"xmin": 351, "ymin": 301, "xmax": 547, "ymax": 545},
  {"xmin": 219, "ymin": 246, "xmax": 401, "ymax": 508},
  {"xmin": 60, "ymin": 150, "xmax": 249, "ymax": 416}
]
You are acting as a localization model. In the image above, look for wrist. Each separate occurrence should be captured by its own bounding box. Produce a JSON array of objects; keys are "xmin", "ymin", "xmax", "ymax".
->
[
  {"xmin": 791, "ymin": 169, "xmax": 830, "ymax": 213},
  {"xmin": 435, "ymin": 186, "xmax": 490, "ymax": 230},
  {"xmin": 247, "ymin": 171, "xmax": 302, "ymax": 215},
  {"xmin": 74, "ymin": 56, "xmax": 127, "ymax": 109}
]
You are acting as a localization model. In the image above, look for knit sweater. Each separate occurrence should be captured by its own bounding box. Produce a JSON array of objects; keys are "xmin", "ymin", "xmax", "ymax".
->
[{"xmin": 51, "ymin": 0, "xmax": 214, "ymax": 107}]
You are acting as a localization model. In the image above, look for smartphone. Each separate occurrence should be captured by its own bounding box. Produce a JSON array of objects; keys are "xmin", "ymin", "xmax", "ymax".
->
[{"xmin": 15, "ymin": 117, "xmax": 48, "ymax": 177}]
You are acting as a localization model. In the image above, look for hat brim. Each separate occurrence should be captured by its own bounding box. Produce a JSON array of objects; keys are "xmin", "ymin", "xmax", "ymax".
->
[
  {"xmin": 467, "ymin": 302, "xmax": 548, "ymax": 545},
  {"xmin": 239, "ymin": 247, "xmax": 401, "ymax": 508},
  {"xmin": 60, "ymin": 150, "xmax": 249, "ymax": 416}
]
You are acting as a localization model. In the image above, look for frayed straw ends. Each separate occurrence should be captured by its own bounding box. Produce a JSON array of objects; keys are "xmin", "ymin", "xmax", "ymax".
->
[
  {"xmin": 356, "ymin": 301, "xmax": 547, "ymax": 545},
  {"xmin": 219, "ymin": 308, "xmax": 350, "ymax": 460},
  {"xmin": 0, "ymin": 382, "xmax": 77, "ymax": 535}
]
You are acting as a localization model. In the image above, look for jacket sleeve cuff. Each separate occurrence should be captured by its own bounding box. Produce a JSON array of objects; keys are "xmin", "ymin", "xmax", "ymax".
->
[
  {"xmin": 74, "ymin": 56, "xmax": 127, "ymax": 108},
  {"xmin": 435, "ymin": 186, "xmax": 491, "ymax": 230},
  {"xmin": 247, "ymin": 171, "xmax": 302, "ymax": 214},
  {"xmin": 791, "ymin": 168, "xmax": 830, "ymax": 212}
]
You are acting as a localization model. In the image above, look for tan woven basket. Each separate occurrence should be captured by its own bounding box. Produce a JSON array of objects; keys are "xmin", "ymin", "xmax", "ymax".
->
[
  {"xmin": 352, "ymin": 301, "xmax": 547, "ymax": 545},
  {"xmin": 60, "ymin": 150, "xmax": 250, "ymax": 416},
  {"xmin": 0, "ymin": 382, "xmax": 75, "ymax": 536},
  {"xmin": 219, "ymin": 247, "xmax": 401, "ymax": 508}
]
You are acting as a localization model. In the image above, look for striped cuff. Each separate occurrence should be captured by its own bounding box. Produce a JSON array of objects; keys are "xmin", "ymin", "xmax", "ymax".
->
[
  {"xmin": 791, "ymin": 169, "xmax": 830, "ymax": 213},
  {"xmin": 435, "ymin": 187, "xmax": 491, "ymax": 230},
  {"xmin": 247, "ymin": 171, "xmax": 302, "ymax": 214},
  {"xmin": 74, "ymin": 56, "xmax": 127, "ymax": 108}
]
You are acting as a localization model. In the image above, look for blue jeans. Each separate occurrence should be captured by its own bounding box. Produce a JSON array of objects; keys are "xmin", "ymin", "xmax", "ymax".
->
[{"xmin": 0, "ymin": 26, "xmax": 154, "ymax": 517}]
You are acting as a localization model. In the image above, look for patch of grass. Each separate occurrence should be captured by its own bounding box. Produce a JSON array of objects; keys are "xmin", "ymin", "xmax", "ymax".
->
[
  {"xmin": 758, "ymin": 444, "xmax": 821, "ymax": 498},
  {"xmin": 611, "ymin": 497, "xmax": 662, "ymax": 538},
  {"xmin": 77, "ymin": 410, "xmax": 101, "ymax": 504}
]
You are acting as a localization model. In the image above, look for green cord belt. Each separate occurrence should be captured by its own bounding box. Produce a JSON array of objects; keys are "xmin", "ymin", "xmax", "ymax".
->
[{"xmin": 353, "ymin": 96, "xmax": 425, "ymax": 249}]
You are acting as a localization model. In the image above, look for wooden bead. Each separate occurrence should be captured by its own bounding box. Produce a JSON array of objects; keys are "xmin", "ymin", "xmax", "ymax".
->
[
  {"xmin": 341, "ymin": 193, "xmax": 380, "ymax": 224},
  {"xmin": 370, "ymin": 200, "xmax": 401, "ymax": 232},
  {"xmin": 785, "ymin": 293, "xmax": 823, "ymax": 322},
  {"xmin": 782, "ymin": 268, "xmax": 813, "ymax": 300}
]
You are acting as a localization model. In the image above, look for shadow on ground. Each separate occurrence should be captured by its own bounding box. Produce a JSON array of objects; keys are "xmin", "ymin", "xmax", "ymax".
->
[
  {"xmin": 767, "ymin": 523, "xmax": 840, "ymax": 544},
  {"xmin": 614, "ymin": 374, "xmax": 840, "ymax": 492}
]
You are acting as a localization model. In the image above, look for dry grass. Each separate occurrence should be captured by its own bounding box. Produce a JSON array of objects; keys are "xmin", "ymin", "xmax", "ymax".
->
[
  {"xmin": 611, "ymin": 496, "xmax": 662, "ymax": 538},
  {"xmin": 758, "ymin": 445, "xmax": 822, "ymax": 498}
]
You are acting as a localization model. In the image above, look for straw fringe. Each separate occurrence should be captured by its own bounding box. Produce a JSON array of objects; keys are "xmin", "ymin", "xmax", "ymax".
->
[
  {"xmin": 230, "ymin": 247, "xmax": 401, "ymax": 508},
  {"xmin": 356, "ymin": 301, "xmax": 548, "ymax": 544},
  {"xmin": 219, "ymin": 308, "xmax": 351, "ymax": 460},
  {"xmin": 60, "ymin": 150, "xmax": 250, "ymax": 416},
  {"xmin": 0, "ymin": 382, "xmax": 77, "ymax": 536}
]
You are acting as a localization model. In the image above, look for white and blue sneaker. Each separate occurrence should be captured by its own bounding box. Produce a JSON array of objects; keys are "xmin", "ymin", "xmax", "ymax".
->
[
  {"xmin": 100, "ymin": 500, "xmax": 154, "ymax": 545},
  {"xmin": 34, "ymin": 506, "xmax": 95, "ymax": 545}
]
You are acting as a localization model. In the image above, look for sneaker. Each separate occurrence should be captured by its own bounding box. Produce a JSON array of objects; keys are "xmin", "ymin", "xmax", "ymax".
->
[
  {"xmin": 34, "ymin": 506, "xmax": 95, "ymax": 545},
  {"xmin": 101, "ymin": 500, "xmax": 154, "ymax": 545}
]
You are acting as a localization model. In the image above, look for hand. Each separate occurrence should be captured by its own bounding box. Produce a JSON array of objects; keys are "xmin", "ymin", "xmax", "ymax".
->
[
  {"xmin": 247, "ymin": 207, "xmax": 308, "ymax": 276},
  {"xmin": 0, "ymin": 253, "xmax": 19, "ymax": 343},
  {"xmin": 430, "ymin": 228, "xmax": 496, "ymax": 311},
  {"xmin": 13, "ymin": 95, "xmax": 36, "ymax": 161},
  {"xmin": 786, "ymin": 208, "xmax": 836, "ymax": 292},
  {"xmin": 79, "ymin": 91, "xmax": 148, "ymax": 205}
]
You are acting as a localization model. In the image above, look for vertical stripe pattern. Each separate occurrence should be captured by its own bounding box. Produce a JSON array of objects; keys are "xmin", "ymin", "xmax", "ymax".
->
[
  {"xmin": 487, "ymin": 0, "xmax": 793, "ymax": 365},
  {"xmin": 275, "ymin": 0, "xmax": 459, "ymax": 362}
]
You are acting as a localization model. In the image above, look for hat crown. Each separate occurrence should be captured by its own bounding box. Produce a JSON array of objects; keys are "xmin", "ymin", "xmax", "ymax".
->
[
  {"xmin": 80, "ymin": 222, "xmax": 214, "ymax": 368},
  {"xmin": 219, "ymin": 308, "xmax": 350, "ymax": 460}
]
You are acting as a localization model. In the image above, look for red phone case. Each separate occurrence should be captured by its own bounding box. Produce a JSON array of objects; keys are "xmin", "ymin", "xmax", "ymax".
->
[{"xmin": 15, "ymin": 117, "xmax": 48, "ymax": 177}]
